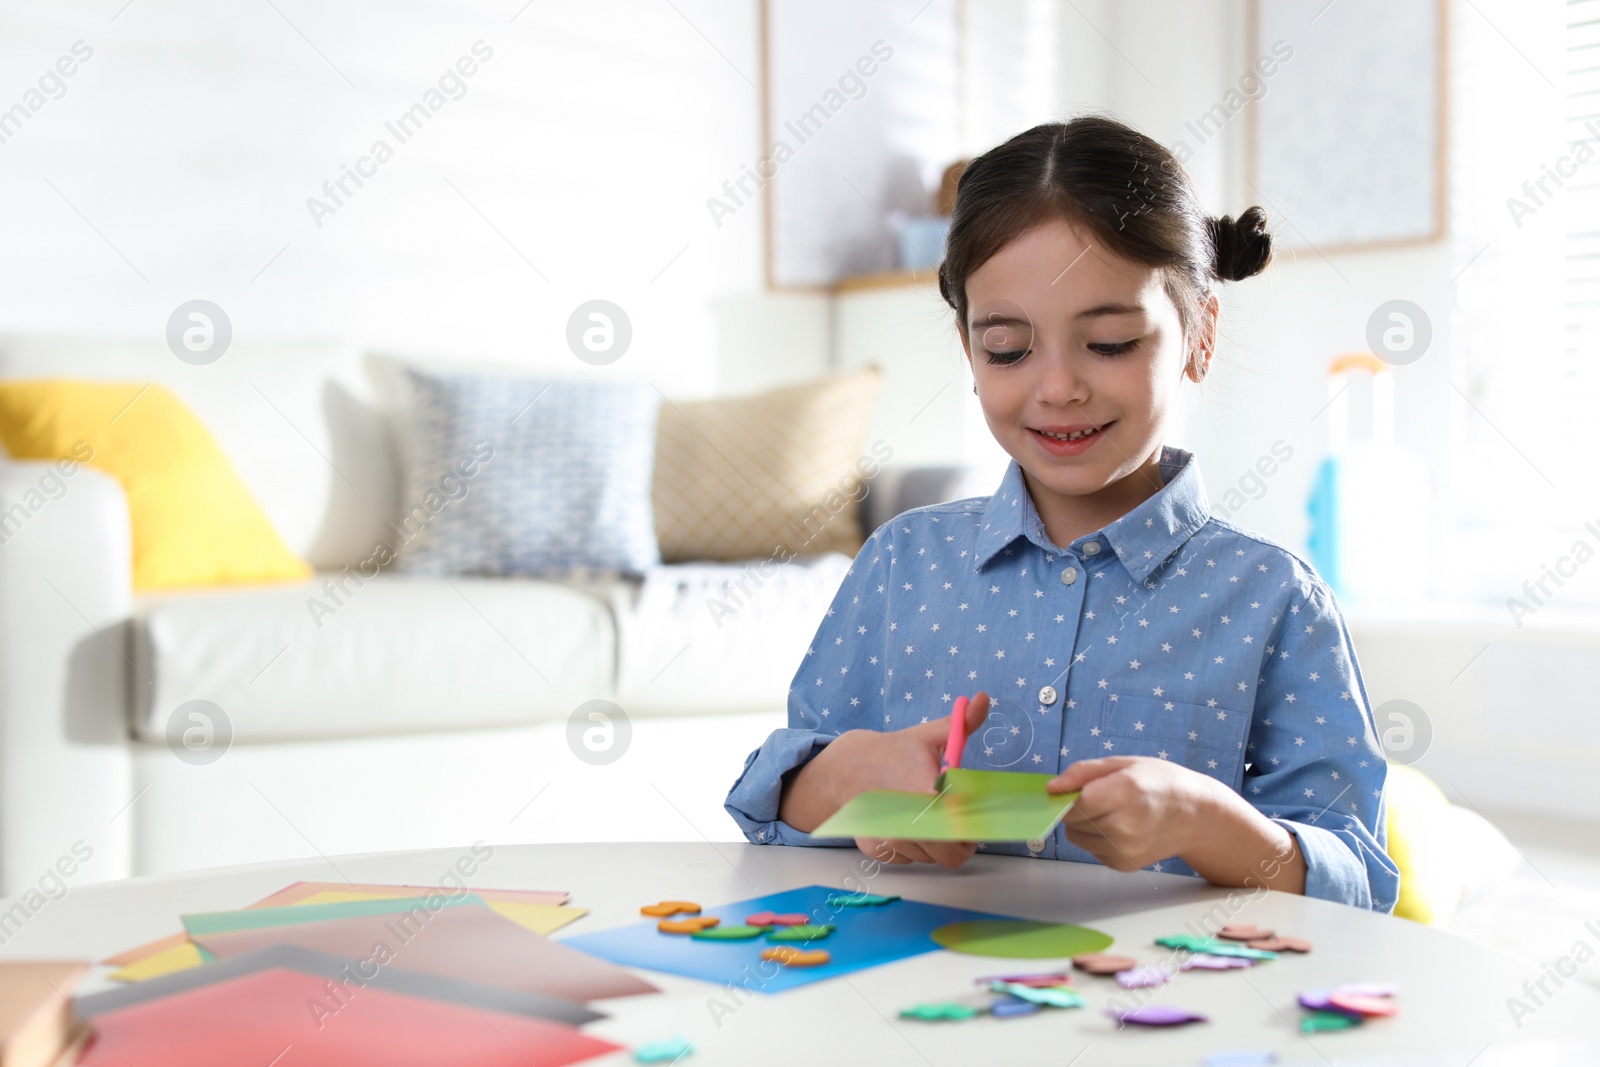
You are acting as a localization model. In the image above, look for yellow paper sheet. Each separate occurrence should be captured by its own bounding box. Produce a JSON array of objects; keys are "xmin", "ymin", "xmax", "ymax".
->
[{"xmin": 106, "ymin": 940, "xmax": 207, "ymax": 983}]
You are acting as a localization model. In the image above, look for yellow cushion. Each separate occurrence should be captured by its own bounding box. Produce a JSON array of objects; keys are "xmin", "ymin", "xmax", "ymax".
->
[
  {"xmin": 652, "ymin": 369, "xmax": 883, "ymax": 563},
  {"xmin": 0, "ymin": 380, "xmax": 310, "ymax": 590},
  {"xmin": 1385, "ymin": 762, "xmax": 1458, "ymax": 924}
]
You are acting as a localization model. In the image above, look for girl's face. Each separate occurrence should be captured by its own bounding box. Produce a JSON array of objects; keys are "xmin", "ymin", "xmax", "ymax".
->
[{"xmin": 959, "ymin": 218, "xmax": 1213, "ymax": 530}]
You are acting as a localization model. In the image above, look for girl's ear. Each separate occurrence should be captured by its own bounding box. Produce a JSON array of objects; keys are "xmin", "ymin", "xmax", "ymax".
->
[{"xmin": 1186, "ymin": 291, "xmax": 1220, "ymax": 383}]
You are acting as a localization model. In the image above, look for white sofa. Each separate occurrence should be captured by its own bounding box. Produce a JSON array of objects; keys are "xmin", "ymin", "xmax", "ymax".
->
[{"xmin": 0, "ymin": 335, "xmax": 957, "ymax": 896}]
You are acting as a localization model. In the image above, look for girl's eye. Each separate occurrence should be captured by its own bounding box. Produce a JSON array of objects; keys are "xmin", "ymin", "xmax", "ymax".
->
[
  {"xmin": 1089, "ymin": 340, "xmax": 1139, "ymax": 356},
  {"xmin": 985, "ymin": 348, "xmax": 1029, "ymax": 366}
]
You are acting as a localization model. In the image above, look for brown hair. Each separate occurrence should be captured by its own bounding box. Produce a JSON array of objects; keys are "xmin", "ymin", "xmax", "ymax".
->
[{"xmin": 938, "ymin": 117, "xmax": 1271, "ymax": 366}]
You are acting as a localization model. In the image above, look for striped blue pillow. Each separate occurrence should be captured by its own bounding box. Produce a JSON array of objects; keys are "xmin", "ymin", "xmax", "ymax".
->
[{"xmin": 395, "ymin": 370, "xmax": 661, "ymax": 575}]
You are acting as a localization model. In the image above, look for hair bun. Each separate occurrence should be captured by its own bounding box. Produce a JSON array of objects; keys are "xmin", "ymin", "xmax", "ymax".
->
[{"xmin": 1207, "ymin": 206, "xmax": 1272, "ymax": 282}]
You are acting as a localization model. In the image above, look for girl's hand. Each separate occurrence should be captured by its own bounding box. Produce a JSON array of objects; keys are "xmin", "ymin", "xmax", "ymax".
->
[
  {"xmin": 778, "ymin": 692, "xmax": 990, "ymax": 868},
  {"xmin": 1047, "ymin": 756, "xmax": 1220, "ymax": 872}
]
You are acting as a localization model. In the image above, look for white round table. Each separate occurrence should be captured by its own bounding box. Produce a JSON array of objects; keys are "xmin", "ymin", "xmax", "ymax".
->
[{"xmin": 5, "ymin": 842, "xmax": 1597, "ymax": 1066}]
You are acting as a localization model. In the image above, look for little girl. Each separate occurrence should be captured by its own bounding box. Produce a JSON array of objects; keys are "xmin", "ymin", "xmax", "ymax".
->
[{"xmin": 725, "ymin": 116, "xmax": 1397, "ymax": 913}]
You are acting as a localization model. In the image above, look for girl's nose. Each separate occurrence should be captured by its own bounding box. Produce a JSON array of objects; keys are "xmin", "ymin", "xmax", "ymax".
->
[{"xmin": 1034, "ymin": 350, "xmax": 1089, "ymax": 408}]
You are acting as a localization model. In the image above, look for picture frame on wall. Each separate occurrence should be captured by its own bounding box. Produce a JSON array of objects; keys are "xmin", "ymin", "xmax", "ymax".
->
[
  {"xmin": 1245, "ymin": 0, "xmax": 1447, "ymax": 254},
  {"xmin": 759, "ymin": 0, "xmax": 964, "ymax": 290}
]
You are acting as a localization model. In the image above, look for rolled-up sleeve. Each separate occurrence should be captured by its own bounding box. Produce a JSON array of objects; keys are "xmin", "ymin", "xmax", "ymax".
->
[
  {"xmin": 1244, "ymin": 580, "xmax": 1399, "ymax": 912},
  {"xmin": 725, "ymin": 524, "xmax": 893, "ymax": 846}
]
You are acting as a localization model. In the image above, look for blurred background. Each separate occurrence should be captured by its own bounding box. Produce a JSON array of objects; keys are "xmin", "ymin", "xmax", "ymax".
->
[{"xmin": 1, "ymin": 0, "xmax": 1598, "ymax": 984}]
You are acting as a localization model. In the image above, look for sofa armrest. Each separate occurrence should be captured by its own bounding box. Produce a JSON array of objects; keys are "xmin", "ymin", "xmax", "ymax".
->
[
  {"xmin": 0, "ymin": 462, "xmax": 134, "ymax": 896},
  {"xmin": 859, "ymin": 464, "xmax": 1001, "ymax": 538}
]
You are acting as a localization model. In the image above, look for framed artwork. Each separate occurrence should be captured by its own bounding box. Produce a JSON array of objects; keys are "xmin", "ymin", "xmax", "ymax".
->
[
  {"xmin": 1246, "ymin": 0, "xmax": 1447, "ymax": 253},
  {"xmin": 760, "ymin": 0, "xmax": 964, "ymax": 289}
]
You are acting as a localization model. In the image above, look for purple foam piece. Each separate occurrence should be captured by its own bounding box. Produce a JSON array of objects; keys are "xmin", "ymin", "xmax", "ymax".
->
[
  {"xmin": 990, "ymin": 996, "xmax": 1041, "ymax": 1019},
  {"xmin": 1107, "ymin": 1004, "xmax": 1208, "ymax": 1027},
  {"xmin": 1182, "ymin": 953, "xmax": 1253, "ymax": 971},
  {"xmin": 1297, "ymin": 989, "xmax": 1364, "ymax": 1017},
  {"xmin": 1114, "ymin": 966, "xmax": 1171, "ymax": 990}
]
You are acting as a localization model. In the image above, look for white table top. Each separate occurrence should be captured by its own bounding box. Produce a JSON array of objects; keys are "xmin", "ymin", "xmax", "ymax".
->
[{"xmin": 4, "ymin": 842, "xmax": 1597, "ymax": 1066}]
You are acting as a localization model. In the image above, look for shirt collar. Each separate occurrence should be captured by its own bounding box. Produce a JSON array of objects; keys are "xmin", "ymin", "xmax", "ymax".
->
[{"xmin": 973, "ymin": 446, "xmax": 1212, "ymax": 584}]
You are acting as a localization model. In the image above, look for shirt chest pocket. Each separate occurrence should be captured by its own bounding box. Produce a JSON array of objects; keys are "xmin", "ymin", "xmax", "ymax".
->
[{"xmin": 1091, "ymin": 694, "xmax": 1249, "ymax": 790}]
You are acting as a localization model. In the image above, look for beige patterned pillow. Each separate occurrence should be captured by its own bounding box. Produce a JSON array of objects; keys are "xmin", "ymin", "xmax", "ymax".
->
[{"xmin": 653, "ymin": 369, "xmax": 883, "ymax": 562}]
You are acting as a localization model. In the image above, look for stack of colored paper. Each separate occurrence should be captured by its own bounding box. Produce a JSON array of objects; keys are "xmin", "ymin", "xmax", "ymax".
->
[{"xmin": 79, "ymin": 882, "xmax": 653, "ymax": 1066}]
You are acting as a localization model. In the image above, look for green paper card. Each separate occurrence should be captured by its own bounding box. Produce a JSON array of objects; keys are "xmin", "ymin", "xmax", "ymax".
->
[
  {"xmin": 182, "ymin": 893, "xmax": 486, "ymax": 937},
  {"xmin": 812, "ymin": 769, "xmax": 1079, "ymax": 842}
]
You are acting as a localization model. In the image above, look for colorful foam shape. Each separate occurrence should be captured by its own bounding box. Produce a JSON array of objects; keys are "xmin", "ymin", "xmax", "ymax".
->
[
  {"xmin": 760, "ymin": 947, "xmax": 831, "ymax": 968},
  {"xmin": 1114, "ymin": 965, "xmax": 1171, "ymax": 990},
  {"xmin": 640, "ymin": 901, "xmax": 701, "ymax": 918},
  {"xmin": 989, "ymin": 996, "xmax": 1041, "ymax": 1019},
  {"xmin": 932, "ymin": 920, "xmax": 1113, "ymax": 959},
  {"xmin": 563, "ymin": 884, "xmax": 1014, "ymax": 993},
  {"xmin": 1155, "ymin": 935, "xmax": 1278, "ymax": 960},
  {"xmin": 1300, "ymin": 1010, "xmax": 1361, "ymax": 1033},
  {"xmin": 1181, "ymin": 954, "xmax": 1254, "ymax": 971},
  {"xmin": 765, "ymin": 924, "xmax": 835, "ymax": 943},
  {"xmin": 989, "ymin": 982, "xmax": 1085, "ymax": 1008},
  {"xmin": 824, "ymin": 893, "xmax": 900, "ymax": 908},
  {"xmin": 1107, "ymin": 1004, "xmax": 1208, "ymax": 1027},
  {"xmin": 975, "ymin": 971, "xmax": 1073, "ymax": 988},
  {"xmin": 633, "ymin": 1036, "xmax": 694, "ymax": 1063},
  {"xmin": 1328, "ymin": 991, "xmax": 1399, "ymax": 1018},
  {"xmin": 690, "ymin": 926, "xmax": 765, "ymax": 941},
  {"xmin": 899, "ymin": 1002, "xmax": 980, "ymax": 1021}
]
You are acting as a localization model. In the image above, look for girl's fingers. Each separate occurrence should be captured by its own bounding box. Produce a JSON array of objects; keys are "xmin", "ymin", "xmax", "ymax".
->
[
  {"xmin": 860, "ymin": 837, "xmax": 974, "ymax": 867},
  {"xmin": 960, "ymin": 691, "xmax": 990, "ymax": 739},
  {"xmin": 863, "ymin": 838, "xmax": 932, "ymax": 864},
  {"xmin": 918, "ymin": 841, "xmax": 978, "ymax": 868},
  {"xmin": 1048, "ymin": 756, "xmax": 1134, "ymax": 794}
]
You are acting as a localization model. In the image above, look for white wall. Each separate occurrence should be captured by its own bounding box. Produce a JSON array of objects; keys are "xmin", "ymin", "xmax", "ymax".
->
[{"xmin": 0, "ymin": 0, "xmax": 828, "ymax": 396}]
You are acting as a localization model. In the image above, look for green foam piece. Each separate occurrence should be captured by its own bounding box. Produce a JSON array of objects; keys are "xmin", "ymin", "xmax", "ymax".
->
[
  {"xmin": 1300, "ymin": 1011, "xmax": 1361, "ymax": 1033},
  {"xmin": 766, "ymin": 923, "xmax": 836, "ymax": 943},
  {"xmin": 931, "ymin": 919, "xmax": 1113, "ymax": 959},
  {"xmin": 989, "ymin": 981, "xmax": 1086, "ymax": 1008},
  {"xmin": 812, "ymin": 769, "xmax": 1079, "ymax": 842},
  {"xmin": 825, "ymin": 892, "xmax": 900, "ymax": 908},
  {"xmin": 634, "ymin": 1035, "xmax": 694, "ymax": 1062},
  {"xmin": 689, "ymin": 925, "xmax": 765, "ymax": 941},
  {"xmin": 1155, "ymin": 935, "xmax": 1278, "ymax": 960},
  {"xmin": 899, "ymin": 1002, "xmax": 980, "ymax": 1021}
]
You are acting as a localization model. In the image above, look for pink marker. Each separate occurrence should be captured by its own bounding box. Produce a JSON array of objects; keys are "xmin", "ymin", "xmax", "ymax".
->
[{"xmin": 943, "ymin": 694, "xmax": 969, "ymax": 774}]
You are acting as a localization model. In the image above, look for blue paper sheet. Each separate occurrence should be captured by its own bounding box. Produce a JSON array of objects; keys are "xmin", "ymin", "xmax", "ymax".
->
[{"xmin": 561, "ymin": 884, "xmax": 1015, "ymax": 992}]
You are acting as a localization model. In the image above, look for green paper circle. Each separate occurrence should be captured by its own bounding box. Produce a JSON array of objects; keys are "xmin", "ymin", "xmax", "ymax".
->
[{"xmin": 930, "ymin": 920, "xmax": 1113, "ymax": 959}]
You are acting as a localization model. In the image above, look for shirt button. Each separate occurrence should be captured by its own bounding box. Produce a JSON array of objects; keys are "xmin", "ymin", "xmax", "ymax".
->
[
  {"xmin": 1060, "ymin": 567, "xmax": 1079, "ymax": 586},
  {"xmin": 1083, "ymin": 541, "xmax": 1101, "ymax": 556},
  {"xmin": 1038, "ymin": 685, "xmax": 1058, "ymax": 705},
  {"xmin": 1027, "ymin": 837, "xmax": 1046, "ymax": 853}
]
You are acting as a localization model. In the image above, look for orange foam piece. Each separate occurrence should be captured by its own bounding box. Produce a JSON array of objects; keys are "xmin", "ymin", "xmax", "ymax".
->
[
  {"xmin": 658, "ymin": 916, "xmax": 720, "ymax": 934},
  {"xmin": 641, "ymin": 901, "xmax": 701, "ymax": 917},
  {"xmin": 761, "ymin": 946, "xmax": 830, "ymax": 968}
]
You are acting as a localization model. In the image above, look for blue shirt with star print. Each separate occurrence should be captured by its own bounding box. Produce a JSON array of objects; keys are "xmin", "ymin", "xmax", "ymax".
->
[{"xmin": 725, "ymin": 446, "xmax": 1399, "ymax": 912}]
